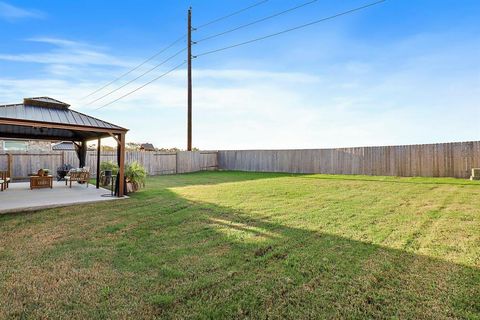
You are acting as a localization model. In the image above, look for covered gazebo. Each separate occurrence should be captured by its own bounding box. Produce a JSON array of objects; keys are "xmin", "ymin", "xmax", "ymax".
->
[{"xmin": 0, "ymin": 97, "xmax": 128, "ymax": 197}]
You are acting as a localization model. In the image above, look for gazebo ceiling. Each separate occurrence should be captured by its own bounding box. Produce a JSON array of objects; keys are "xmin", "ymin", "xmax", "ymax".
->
[{"xmin": 0, "ymin": 97, "xmax": 127, "ymax": 141}]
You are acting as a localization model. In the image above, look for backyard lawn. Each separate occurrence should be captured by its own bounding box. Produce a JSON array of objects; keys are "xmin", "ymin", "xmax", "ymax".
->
[{"xmin": 0, "ymin": 171, "xmax": 479, "ymax": 319}]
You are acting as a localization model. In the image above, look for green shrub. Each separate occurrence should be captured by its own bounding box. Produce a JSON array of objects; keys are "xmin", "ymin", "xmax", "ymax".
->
[
  {"xmin": 100, "ymin": 161, "xmax": 119, "ymax": 175},
  {"xmin": 125, "ymin": 161, "xmax": 147, "ymax": 190}
]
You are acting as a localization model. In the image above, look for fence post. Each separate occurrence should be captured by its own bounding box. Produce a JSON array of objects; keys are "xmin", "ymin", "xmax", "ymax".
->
[
  {"xmin": 7, "ymin": 153, "xmax": 12, "ymax": 181},
  {"xmin": 175, "ymin": 152, "xmax": 178, "ymax": 174}
]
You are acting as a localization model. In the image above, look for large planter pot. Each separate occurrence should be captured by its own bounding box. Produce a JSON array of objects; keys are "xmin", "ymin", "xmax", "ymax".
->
[{"xmin": 126, "ymin": 181, "xmax": 139, "ymax": 193}]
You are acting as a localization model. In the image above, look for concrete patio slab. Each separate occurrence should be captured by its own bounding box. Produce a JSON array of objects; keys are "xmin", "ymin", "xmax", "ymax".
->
[{"xmin": 0, "ymin": 181, "xmax": 124, "ymax": 214}]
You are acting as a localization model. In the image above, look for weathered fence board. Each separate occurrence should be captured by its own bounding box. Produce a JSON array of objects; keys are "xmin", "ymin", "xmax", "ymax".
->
[
  {"xmin": 1, "ymin": 141, "xmax": 479, "ymax": 180},
  {"xmin": 0, "ymin": 153, "xmax": 64, "ymax": 179},
  {"xmin": 176, "ymin": 151, "xmax": 219, "ymax": 174},
  {"xmin": 0, "ymin": 151, "xmax": 218, "ymax": 179},
  {"xmin": 217, "ymin": 141, "xmax": 480, "ymax": 178}
]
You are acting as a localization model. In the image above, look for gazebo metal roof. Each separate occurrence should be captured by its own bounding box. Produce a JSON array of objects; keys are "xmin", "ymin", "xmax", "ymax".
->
[{"xmin": 0, "ymin": 97, "xmax": 127, "ymax": 141}]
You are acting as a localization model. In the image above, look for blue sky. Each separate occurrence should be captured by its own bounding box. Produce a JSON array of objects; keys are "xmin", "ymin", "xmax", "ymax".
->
[{"xmin": 0, "ymin": 0, "xmax": 479, "ymax": 149}]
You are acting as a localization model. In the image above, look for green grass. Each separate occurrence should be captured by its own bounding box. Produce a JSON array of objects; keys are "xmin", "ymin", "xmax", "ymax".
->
[{"xmin": 0, "ymin": 171, "xmax": 479, "ymax": 319}]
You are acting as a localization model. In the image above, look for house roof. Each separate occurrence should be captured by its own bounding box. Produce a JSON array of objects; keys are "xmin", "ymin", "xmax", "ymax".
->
[
  {"xmin": 140, "ymin": 143, "xmax": 155, "ymax": 151},
  {"xmin": 52, "ymin": 141, "xmax": 76, "ymax": 151},
  {"xmin": 0, "ymin": 97, "xmax": 127, "ymax": 141}
]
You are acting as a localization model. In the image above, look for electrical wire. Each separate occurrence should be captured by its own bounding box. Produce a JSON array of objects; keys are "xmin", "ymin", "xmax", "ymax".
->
[
  {"xmin": 196, "ymin": 0, "xmax": 318, "ymax": 43},
  {"xmin": 95, "ymin": 61, "xmax": 186, "ymax": 110},
  {"xmin": 93, "ymin": 0, "xmax": 386, "ymax": 110},
  {"xmin": 196, "ymin": 0, "xmax": 269, "ymax": 29},
  {"xmin": 195, "ymin": 0, "xmax": 386, "ymax": 57},
  {"xmin": 83, "ymin": 1, "xmax": 270, "ymax": 101},
  {"xmin": 81, "ymin": 35, "xmax": 186, "ymax": 100},
  {"xmin": 87, "ymin": 47, "xmax": 186, "ymax": 105}
]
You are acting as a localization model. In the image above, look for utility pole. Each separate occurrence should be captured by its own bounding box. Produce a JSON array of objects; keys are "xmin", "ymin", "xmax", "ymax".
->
[{"xmin": 187, "ymin": 7, "xmax": 193, "ymax": 151}]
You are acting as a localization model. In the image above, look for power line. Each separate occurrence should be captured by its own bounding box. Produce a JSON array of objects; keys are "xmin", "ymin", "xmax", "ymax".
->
[
  {"xmin": 87, "ymin": 47, "xmax": 186, "ymax": 105},
  {"xmin": 81, "ymin": 35, "xmax": 186, "ymax": 100},
  {"xmin": 93, "ymin": 1, "xmax": 386, "ymax": 112},
  {"xmin": 196, "ymin": 0, "xmax": 318, "ymax": 43},
  {"xmin": 95, "ymin": 61, "xmax": 186, "ymax": 110},
  {"xmin": 83, "ymin": 1, "xmax": 269, "ymax": 101},
  {"xmin": 196, "ymin": 0, "xmax": 269, "ymax": 29},
  {"xmin": 195, "ymin": 0, "xmax": 386, "ymax": 58}
]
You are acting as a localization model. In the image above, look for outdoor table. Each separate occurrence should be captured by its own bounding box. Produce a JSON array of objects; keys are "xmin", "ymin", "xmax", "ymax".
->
[{"xmin": 30, "ymin": 175, "xmax": 53, "ymax": 190}]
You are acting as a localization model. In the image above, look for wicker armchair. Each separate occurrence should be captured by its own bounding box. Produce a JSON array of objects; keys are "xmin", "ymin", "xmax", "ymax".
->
[{"xmin": 65, "ymin": 169, "xmax": 90, "ymax": 188}]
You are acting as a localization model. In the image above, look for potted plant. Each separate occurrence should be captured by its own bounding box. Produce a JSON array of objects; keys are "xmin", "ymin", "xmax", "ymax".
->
[
  {"xmin": 100, "ymin": 161, "xmax": 119, "ymax": 186},
  {"xmin": 37, "ymin": 168, "xmax": 49, "ymax": 176},
  {"xmin": 125, "ymin": 161, "xmax": 146, "ymax": 193},
  {"xmin": 100, "ymin": 161, "xmax": 119, "ymax": 175}
]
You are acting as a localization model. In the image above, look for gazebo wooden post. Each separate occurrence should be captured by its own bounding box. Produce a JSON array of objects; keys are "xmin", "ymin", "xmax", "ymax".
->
[
  {"xmin": 96, "ymin": 138, "xmax": 101, "ymax": 189},
  {"xmin": 117, "ymin": 133, "xmax": 126, "ymax": 197},
  {"xmin": 7, "ymin": 153, "xmax": 12, "ymax": 182}
]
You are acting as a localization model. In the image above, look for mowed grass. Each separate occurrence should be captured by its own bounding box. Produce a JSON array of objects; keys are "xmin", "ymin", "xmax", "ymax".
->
[{"xmin": 0, "ymin": 171, "xmax": 479, "ymax": 319}]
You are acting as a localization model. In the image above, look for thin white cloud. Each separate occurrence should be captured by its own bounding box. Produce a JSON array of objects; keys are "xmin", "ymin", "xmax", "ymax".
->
[
  {"xmin": 0, "ymin": 29, "xmax": 478, "ymax": 149},
  {"xmin": 27, "ymin": 37, "xmax": 83, "ymax": 47},
  {"xmin": 194, "ymin": 69, "xmax": 320, "ymax": 83},
  {"xmin": 0, "ymin": 37, "xmax": 131, "ymax": 68},
  {"xmin": 1, "ymin": 58, "xmax": 478, "ymax": 149},
  {"xmin": 0, "ymin": 1, "xmax": 44, "ymax": 21}
]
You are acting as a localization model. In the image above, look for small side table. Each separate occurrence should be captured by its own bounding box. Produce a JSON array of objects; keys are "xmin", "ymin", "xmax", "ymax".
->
[{"xmin": 30, "ymin": 175, "xmax": 53, "ymax": 190}]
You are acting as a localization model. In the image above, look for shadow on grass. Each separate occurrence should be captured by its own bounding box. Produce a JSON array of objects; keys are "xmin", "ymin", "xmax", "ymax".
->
[
  {"xmin": 1, "ymin": 173, "xmax": 479, "ymax": 319},
  {"xmin": 91, "ymin": 189, "xmax": 480, "ymax": 318}
]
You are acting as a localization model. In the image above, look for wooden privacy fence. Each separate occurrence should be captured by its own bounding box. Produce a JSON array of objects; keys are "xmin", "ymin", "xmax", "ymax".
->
[
  {"xmin": 1, "ymin": 141, "xmax": 480, "ymax": 180},
  {"xmin": 0, "ymin": 151, "xmax": 218, "ymax": 179},
  {"xmin": 218, "ymin": 141, "xmax": 480, "ymax": 178},
  {"xmin": 0, "ymin": 153, "xmax": 64, "ymax": 180}
]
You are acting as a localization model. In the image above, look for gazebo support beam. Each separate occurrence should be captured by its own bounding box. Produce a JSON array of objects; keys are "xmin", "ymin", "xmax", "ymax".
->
[
  {"xmin": 96, "ymin": 138, "xmax": 101, "ymax": 189},
  {"xmin": 108, "ymin": 132, "xmax": 121, "ymax": 145},
  {"xmin": 117, "ymin": 133, "xmax": 126, "ymax": 197}
]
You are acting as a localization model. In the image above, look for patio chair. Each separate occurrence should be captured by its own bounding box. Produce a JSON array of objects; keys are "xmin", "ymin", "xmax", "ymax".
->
[
  {"xmin": 0, "ymin": 171, "xmax": 10, "ymax": 191},
  {"xmin": 57, "ymin": 164, "xmax": 73, "ymax": 181},
  {"xmin": 65, "ymin": 169, "xmax": 90, "ymax": 188}
]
